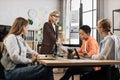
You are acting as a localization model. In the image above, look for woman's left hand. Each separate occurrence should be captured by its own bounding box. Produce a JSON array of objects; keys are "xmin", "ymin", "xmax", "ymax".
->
[
  {"xmin": 56, "ymin": 41, "xmax": 61, "ymax": 46},
  {"xmin": 84, "ymin": 54, "xmax": 92, "ymax": 58},
  {"xmin": 31, "ymin": 54, "xmax": 37, "ymax": 62},
  {"xmin": 33, "ymin": 53, "xmax": 38, "ymax": 57}
]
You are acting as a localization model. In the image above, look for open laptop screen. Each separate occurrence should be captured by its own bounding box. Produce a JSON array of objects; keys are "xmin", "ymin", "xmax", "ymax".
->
[
  {"xmin": 74, "ymin": 49, "xmax": 91, "ymax": 60},
  {"xmin": 74, "ymin": 48, "xmax": 80, "ymax": 59}
]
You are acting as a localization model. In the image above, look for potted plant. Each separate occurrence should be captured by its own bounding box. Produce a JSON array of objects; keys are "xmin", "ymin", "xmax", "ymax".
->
[
  {"xmin": 67, "ymin": 48, "xmax": 74, "ymax": 59},
  {"xmin": 28, "ymin": 18, "xmax": 33, "ymax": 25}
]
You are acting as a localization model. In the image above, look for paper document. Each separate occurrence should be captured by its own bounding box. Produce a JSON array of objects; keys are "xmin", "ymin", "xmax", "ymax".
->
[{"xmin": 58, "ymin": 44, "xmax": 68, "ymax": 53}]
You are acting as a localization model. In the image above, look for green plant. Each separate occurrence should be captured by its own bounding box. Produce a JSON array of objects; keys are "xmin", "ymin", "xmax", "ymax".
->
[
  {"xmin": 57, "ymin": 22, "xmax": 62, "ymax": 26},
  {"xmin": 67, "ymin": 48, "xmax": 73, "ymax": 54},
  {"xmin": 67, "ymin": 48, "xmax": 74, "ymax": 59},
  {"xmin": 28, "ymin": 18, "xmax": 33, "ymax": 25}
]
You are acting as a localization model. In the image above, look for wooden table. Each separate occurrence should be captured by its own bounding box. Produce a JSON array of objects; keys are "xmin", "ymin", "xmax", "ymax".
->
[
  {"xmin": 38, "ymin": 57, "xmax": 120, "ymax": 80},
  {"xmin": 38, "ymin": 57, "xmax": 120, "ymax": 67}
]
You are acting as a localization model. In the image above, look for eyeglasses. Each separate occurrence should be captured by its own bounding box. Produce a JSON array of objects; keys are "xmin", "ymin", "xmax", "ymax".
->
[
  {"xmin": 52, "ymin": 15, "xmax": 60, "ymax": 18},
  {"xmin": 97, "ymin": 27, "xmax": 101, "ymax": 28}
]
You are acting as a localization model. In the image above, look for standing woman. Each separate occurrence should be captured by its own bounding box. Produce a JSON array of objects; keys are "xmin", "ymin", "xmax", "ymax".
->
[
  {"xmin": 40, "ymin": 10, "xmax": 60, "ymax": 55},
  {"xmin": 1, "ymin": 17, "xmax": 50, "ymax": 80}
]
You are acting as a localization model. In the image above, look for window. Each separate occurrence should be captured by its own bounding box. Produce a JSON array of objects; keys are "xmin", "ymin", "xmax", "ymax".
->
[
  {"xmin": 62, "ymin": 0, "xmax": 97, "ymax": 46},
  {"xmin": 62, "ymin": 0, "xmax": 80, "ymax": 46},
  {"xmin": 70, "ymin": 0, "xmax": 80, "ymax": 45},
  {"xmin": 82, "ymin": 0, "xmax": 97, "ymax": 39}
]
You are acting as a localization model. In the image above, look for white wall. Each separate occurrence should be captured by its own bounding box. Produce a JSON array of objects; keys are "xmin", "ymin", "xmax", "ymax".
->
[
  {"xmin": 0, "ymin": 0, "xmax": 60, "ymax": 30},
  {"xmin": 104, "ymin": 0, "xmax": 120, "ymax": 20},
  {"xmin": 103, "ymin": 0, "xmax": 120, "ymax": 37}
]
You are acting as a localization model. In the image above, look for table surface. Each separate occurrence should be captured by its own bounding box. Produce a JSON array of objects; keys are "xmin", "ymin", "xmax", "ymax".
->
[{"xmin": 38, "ymin": 57, "xmax": 120, "ymax": 67}]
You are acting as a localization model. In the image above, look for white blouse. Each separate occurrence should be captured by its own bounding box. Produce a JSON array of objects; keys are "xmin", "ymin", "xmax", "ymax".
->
[
  {"xmin": 92, "ymin": 35, "xmax": 115, "ymax": 60},
  {"xmin": 52, "ymin": 23, "xmax": 56, "ymax": 32},
  {"xmin": 3, "ymin": 34, "xmax": 35, "ymax": 64}
]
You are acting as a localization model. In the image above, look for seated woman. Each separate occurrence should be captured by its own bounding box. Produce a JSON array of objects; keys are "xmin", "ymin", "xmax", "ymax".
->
[
  {"xmin": 81, "ymin": 18, "xmax": 120, "ymax": 80},
  {"xmin": 0, "ymin": 17, "xmax": 51, "ymax": 80},
  {"xmin": 60, "ymin": 25, "xmax": 99, "ymax": 80}
]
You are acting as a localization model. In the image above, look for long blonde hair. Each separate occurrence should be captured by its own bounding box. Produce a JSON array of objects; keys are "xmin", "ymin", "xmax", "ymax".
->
[{"xmin": 48, "ymin": 10, "xmax": 60, "ymax": 22}]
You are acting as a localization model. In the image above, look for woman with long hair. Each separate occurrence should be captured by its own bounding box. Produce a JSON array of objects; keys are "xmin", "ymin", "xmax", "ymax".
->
[{"xmin": 1, "ymin": 17, "xmax": 50, "ymax": 80}]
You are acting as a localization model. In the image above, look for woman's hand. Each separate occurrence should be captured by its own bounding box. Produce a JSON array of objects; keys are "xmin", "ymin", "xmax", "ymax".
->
[
  {"xmin": 31, "ymin": 54, "xmax": 37, "ymax": 62},
  {"xmin": 84, "ymin": 54, "xmax": 92, "ymax": 58},
  {"xmin": 79, "ymin": 53, "xmax": 85, "ymax": 57},
  {"xmin": 56, "ymin": 41, "xmax": 61, "ymax": 46},
  {"xmin": 79, "ymin": 51, "xmax": 88, "ymax": 57},
  {"xmin": 33, "ymin": 52, "xmax": 38, "ymax": 57},
  {"xmin": 63, "ymin": 50, "xmax": 68, "ymax": 54}
]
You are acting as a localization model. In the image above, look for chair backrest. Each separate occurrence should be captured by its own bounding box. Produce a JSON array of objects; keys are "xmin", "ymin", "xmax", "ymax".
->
[
  {"xmin": 0, "ymin": 42, "xmax": 2, "ymax": 57},
  {"xmin": 0, "ymin": 42, "xmax": 5, "ymax": 79}
]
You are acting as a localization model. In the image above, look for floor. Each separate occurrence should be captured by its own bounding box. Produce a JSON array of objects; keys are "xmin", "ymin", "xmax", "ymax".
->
[
  {"xmin": 54, "ymin": 73, "xmax": 80, "ymax": 80},
  {"xmin": 54, "ymin": 68, "xmax": 80, "ymax": 80}
]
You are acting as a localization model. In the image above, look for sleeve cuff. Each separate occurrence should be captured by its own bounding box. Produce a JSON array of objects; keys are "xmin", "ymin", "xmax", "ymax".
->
[{"xmin": 28, "ymin": 59, "xmax": 32, "ymax": 63}]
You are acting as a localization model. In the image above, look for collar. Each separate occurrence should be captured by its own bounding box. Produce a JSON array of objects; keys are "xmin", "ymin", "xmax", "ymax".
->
[
  {"xmin": 103, "ymin": 34, "xmax": 111, "ymax": 40},
  {"xmin": 16, "ymin": 35, "xmax": 24, "ymax": 41}
]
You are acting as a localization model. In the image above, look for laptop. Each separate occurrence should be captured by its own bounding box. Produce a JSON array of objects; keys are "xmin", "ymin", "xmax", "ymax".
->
[{"xmin": 38, "ymin": 54, "xmax": 56, "ymax": 60}]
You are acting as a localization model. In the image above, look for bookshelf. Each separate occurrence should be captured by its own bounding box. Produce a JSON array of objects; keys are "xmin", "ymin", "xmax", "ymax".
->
[{"xmin": 26, "ymin": 30, "xmax": 39, "ymax": 51}]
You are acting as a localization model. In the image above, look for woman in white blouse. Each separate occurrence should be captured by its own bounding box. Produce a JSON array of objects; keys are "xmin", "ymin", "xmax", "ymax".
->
[
  {"xmin": 81, "ymin": 19, "xmax": 120, "ymax": 80},
  {"xmin": 91, "ymin": 19, "xmax": 114, "ymax": 60},
  {"xmin": 1, "ymin": 17, "xmax": 50, "ymax": 80}
]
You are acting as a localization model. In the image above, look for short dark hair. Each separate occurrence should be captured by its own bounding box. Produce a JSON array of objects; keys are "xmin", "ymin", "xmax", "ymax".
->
[{"xmin": 80, "ymin": 25, "xmax": 91, "ymax": 34}]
